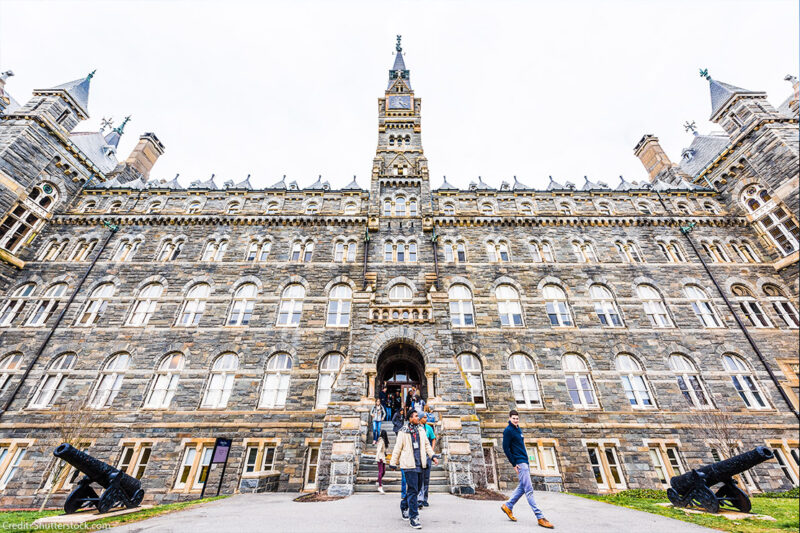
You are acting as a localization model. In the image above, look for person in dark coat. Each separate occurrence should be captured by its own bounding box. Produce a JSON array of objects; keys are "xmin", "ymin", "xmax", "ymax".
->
[{"xmin": 392, "ymin": 407, "xmax": 406, "ymax": 435}]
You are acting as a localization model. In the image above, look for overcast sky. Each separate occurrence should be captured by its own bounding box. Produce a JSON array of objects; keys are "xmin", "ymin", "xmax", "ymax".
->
[{"xmin": 0, "ymin": 0, "xmax": 797, "ymax": 190}]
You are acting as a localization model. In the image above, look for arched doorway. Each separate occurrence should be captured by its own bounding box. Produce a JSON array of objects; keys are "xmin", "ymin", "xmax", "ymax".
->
[{"xmin": 376, "ymin": 343, "xmax": 426, "ymax": 404}]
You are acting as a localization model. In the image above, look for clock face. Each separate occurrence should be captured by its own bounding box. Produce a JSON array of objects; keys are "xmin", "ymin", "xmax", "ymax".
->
[{"xmin": 389, "ymin": 95, "xmax": 411, "ymax": 109}]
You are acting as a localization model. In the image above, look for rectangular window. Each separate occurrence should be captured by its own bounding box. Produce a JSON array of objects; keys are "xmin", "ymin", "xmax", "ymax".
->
[
  {"xmin": 586, "ymin": 443, "xmax": 626, "ymax": 491},
  {"xmin": 0, "ymin": 444, "xmax": 27, "ymax": 490},
  {"xmin": 648, "ymin": 444, "xmax": 684, "ymax": 487},
  {"xmin": 482, "ymin": 446, "xmax": 497, "ymax": 489},
  {"xmin": 528, "ymin": 443, "xmax": 559, "ymax": 475},
  {"xmin": 174, "ymin": 443, "xmax": 214, "ymax": 492},
  {"xmin": 305, "ymin": 446, "xmax": 320, "ymax": 489},
  {"xmin": 118, "ymin": 443, "xmax": 152, "ymax": 480},
  {"xmin": 769, "ymin": 442, "xmax": 799, "ymax": 486}
]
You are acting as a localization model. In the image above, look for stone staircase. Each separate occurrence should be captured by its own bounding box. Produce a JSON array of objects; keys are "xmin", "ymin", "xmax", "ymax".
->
[{"xmin": 355, "ymin": 421, "xmax": 449, "ymax": 493}]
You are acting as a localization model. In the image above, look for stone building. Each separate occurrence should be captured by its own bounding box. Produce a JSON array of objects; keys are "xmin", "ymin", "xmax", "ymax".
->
[{"xmin": 0, "ymin": 40, "xmax": 797, "ymax": 507}]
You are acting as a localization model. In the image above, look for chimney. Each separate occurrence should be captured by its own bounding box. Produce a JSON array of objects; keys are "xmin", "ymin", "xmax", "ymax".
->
[
  {"xmin": 125, "ymin": 132, "xmax": 165, "ymax": 181},
  {"xmin": 633, "ymin": 134, "xmax": 673, "ymax": 181}
]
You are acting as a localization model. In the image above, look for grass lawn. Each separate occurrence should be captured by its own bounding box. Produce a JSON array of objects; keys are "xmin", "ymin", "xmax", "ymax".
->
[
  {"xmin": 0, "ymin": 496, "xmax": 228, "ymax": 533},
  {"xmin": 572, "ymin": 490, "xmax": 799, "ymax": 533}
]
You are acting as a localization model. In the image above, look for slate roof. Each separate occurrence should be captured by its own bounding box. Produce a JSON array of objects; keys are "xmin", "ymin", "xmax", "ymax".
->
[
  {"xmin": 189, "ymin": 176, "xmax": 218, "ymax": 190},
  {"xmin": 438, "ymin": 176, "xmax": 457, "ymax": 190},
  {"xmin": 40, "ymin": 75, "xmax": 92, "ymax": 117},
  {"xmin": 678, "ymin": 132, "xmax": 730, "ymax": 177},
  {"xmin": 69, "ymin": 131, "xmax": 119, "ymax": 173},
  {"xmin": 343, "ymin": 176, "xmax": 361, "ymax": 190},
  {"xmin": 512, "ymin": 176, "xmax": 531, "ymax": 190},
  {"xmin": 708, "ymin": 78, "xmax": 763, "ymax": 119},
  {"xmin": 305, "ymin": 176, "xmax": 330, "ymax": 190}
]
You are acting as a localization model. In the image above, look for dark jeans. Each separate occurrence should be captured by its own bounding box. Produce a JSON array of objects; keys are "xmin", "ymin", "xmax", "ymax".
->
[
  {"xmin": 377, "ymin": 460, "xmax": 386, "ymax": 486},
  {"xmin": 401, "ymin": 469, "xmax": 424, "ymax": 520},
  {"xmin": 418, "ymin": 459, "xmax": 431, "ymax": 503},
  {"xmin": 372, "ymin": 420, "xmax": 382, "ymax": 442}
]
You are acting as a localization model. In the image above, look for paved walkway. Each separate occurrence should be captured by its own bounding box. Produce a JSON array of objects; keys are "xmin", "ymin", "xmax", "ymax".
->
[{"xmin": 110, "ymin": 492, "xmax": 714, "ymax": 532}]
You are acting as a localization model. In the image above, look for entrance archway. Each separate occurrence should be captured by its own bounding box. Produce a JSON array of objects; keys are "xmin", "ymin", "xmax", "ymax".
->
[{"xmin": 376, "ymin": 343, "xmax": 426, "ymax": 404}]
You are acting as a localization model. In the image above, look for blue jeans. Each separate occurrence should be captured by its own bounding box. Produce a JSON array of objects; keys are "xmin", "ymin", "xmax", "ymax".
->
[
  {"xmin": 418, "ymin": 458, "xmax": 431, "ymax": 504},
  {"xmin": 401, "ymin": 469, "xmax": 423, "ymax": 520},
  {"xmin": 372, "ymin": 420, "xmax": 382, "ymax": 442},
  {"xmin": 401, "ymin": 470, "xmax": 406, "ymax": 498},
  {"xmin": 385, "ymin": 406, "xmax": 392, "ymax": 422},
  {"xmin": 505, "ymin": 462, "xmax": 544, "ymax": 519}
]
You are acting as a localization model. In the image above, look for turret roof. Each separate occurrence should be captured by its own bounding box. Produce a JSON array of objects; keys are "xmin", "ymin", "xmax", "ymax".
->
[
  {"xmin": 708, "ymin": 78, "xmax": 763, "ymax": 119},
  {"xmin": 39, "ymin": 71, "xmax": 94, "ymax": 117}
]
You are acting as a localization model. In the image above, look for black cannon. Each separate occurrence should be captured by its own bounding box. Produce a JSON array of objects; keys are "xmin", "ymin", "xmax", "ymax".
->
[
  {"xmin": 53, "ymin": 443, "xmax": 145, "ymax": 514},
  {"xmin": 667, "ymin": 446, "xmax": 773, "ymax": 513}
]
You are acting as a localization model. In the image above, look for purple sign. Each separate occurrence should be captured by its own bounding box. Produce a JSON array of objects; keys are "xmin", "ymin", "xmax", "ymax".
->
[{"xmin": 212, "ymin": 438, "xmax": 232, "ymax": 463}]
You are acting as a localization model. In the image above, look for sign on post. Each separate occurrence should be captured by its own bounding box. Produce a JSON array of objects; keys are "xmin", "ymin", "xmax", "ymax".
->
[{"xmin": 200, "ymin": 437, "xmax": 232, "ymax": 499}]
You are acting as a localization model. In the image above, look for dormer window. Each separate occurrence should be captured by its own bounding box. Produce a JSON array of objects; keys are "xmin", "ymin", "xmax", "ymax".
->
[
  {"xmin": 306, "ymin": 203, "xmax": 320, "ymax": 215},
  {"xmin": 682, "ymin": 149, "xmax": 695, "ymax": 162}
]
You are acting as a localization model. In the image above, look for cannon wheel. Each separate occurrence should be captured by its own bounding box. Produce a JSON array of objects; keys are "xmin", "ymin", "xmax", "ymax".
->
[
  {"xmin": 127, "ymin": 489, "xmax": 145, "ymax": 509},
  {"xmin": 716, "ymin": 482, "xmax": 751, "ymax": 513},
  {"xmin": 688, "ymin": 486, "xmax": 719, "ymax": 513},
  {"xmin": 666, "ymin": 488, "xmax": 683, "ymax": 507},
  {"xmin": 64, "ymin": 482, "xmax": 97, "ymax": 515}
]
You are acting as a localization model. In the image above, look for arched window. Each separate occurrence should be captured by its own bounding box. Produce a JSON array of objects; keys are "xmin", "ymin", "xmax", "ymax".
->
[
  {"xmin": 344, "ymin": 202, "xmax": 358, "ymax": 215},
  {"xmin": 226, "ymin": 202, "xmax": 241, "ymax": 215},
  {"xmin": 155, "ymin": 238, "xmax": 182, "ymax": 261},
  {"xmin": 496, "ymin": 284, "xmax": 523, "ymax": 326},
  {"xmin": 303, "ymin": 242, "xmax": 314, "ymax": 262},
  {"xmin": 0, "ymin": 353, "xmax": 24, "ymax": 391},
  {"xmin": 658, "ymin": 241, "xmax": 687, "ymax": 263},
  {"xmin": 520, "ymin": 202, "xmax": 534, "ymax": 215},
  {"xmin": 202, "ymin": 353, "xmax": 239, "ymax": 408},
  {"xmin": 383, "ymin": 199, "xmax": 392, "ymax": 216},
  {"xmin": 408, "ymin": 242, "xmax": 417, "ymax": 262},
  {"xmin": 669, "ymin": 354, "xmax": 712, "ymax": 408},
  {"xmin": 615, "ymin": 354, "xmax": 654, "ymax": 408},
  {"xmin": 558, "ymin": 204, "xmax": 572, "ymax": 215},
  {"xmin": 508, "ymin": 354, "xmax": 541, "ymax": 408},
  {"xmin": 703, "ymin": 201, "xmax": 719, "ymax": 214},
  {"xmin": 456, "ymin": 242, "xmax": 466, "ymax": 262},
  {"xmin": 448, "ymin": 284, "xmax": 474, "ymax": 327},
  {"xmin": 685, "ymin": 285, "xmax": 723, "ymax": 327},
  {"xmin": 675, "ymin": 201, "xmax": 691, "ymax": 215},
  {"xmin": 731, "ymin": 284, "xmax": 772, "ymax": 328},
  {"xmin": 480, "ymin": 203, "xmax": 495, "ymax": 215},
  {"xmin": 389, "ymin": 284, "xmax": 412, "ymax": 302},
  {"xmin": 444, "ymin": 242, "xmax": 454, "ymax": 262},
  {"xmin": 543, "ymin": 285, "xmax": 572, "ymax": 327},
  {"xmin": 305, "ymin": 203, "xmax": 320, "ymax": 215},
  {"xmin": 458, "ymin": 354, "xmax": 485, "ymax": 406},
  {"xmin": 395, "ymin": 197, "xmax": 406, "ymax": 216},
  {"xmin": 616, "ymin": 241, "xmax": 643, "ymax": 263},
  {"xmin": 702, "ymin": 241, "xmax": 730, "ymax": 262},
  {"xmin": 732, "ymin": 242, "xmax": 760, "ymax": 263},
  {"xmin": 147, "ymin": 201, "xmax": 163, "ymax": 213},
  {"xmin": 227, "ymin": 283, "xmax": 257, "ymax": 326},
  {"xmin": 127, "ymin": 283, "xmax": 163, "ymax": 326},
  {"xmin": 277, "ymin": 284, "xmax": 304, "ymax": 326},
  {"xmin": 316, "ymin": 354, "xmax": 342, "ymax": 409},
  {"xmin": 487, "ymin": 241, "xmax": 510, "ymax": 262},
  {"xmin": 265, "ymin": 202, "xmax": 279, "ymax": 214},
  {"xmin": 108, "ymin": 200, "xmax": 123, "ymax": 213},
  {"xmin": 187, "ymin": 200, "xmax": 202, "ymax": 214},
  {"xmin": 763, "ymin": 284, "xmax": 799, "ymax": 328},
  {"xmin": 637, "ymin": 202, "xmax": 652, "ymax": 215},
  {"xmin": 247, "ymin": 241, "xmax": 271, "ymax": 262},
  {"xmin": 409, "ymin": 199, "xmax": 418, "ymax": 216},
  {"xmin": 384, "ymin": 242, "xmax": 393, "ymax": 262},
  {"xmin": 30, "ymin": 353, "xmax": 76, "ymax": 408},
  {"xmin": 177, "ymin": 284, "xmax": 210, "ymax": 326},
  {"xmin": 69, "ymin": 239, "xmax": 98, "ymax": 261},
  {"xmin": 590, "ymin": 285, "xmax": 623, "ymax": 327},
  {"xmin": 88, "ymin": 353, "xmax": 130, "ymax": 409},
  {"xmin": 741, "ymin": 185, "xmax": 799, "ymax": 255},
  {"xmin": 39, "ymin": 240, "xmax": 67, "ymax": 261},
  {"xmin": 637, "ymin": 284, "xmax": 672, "ymax": 327},
  {"xmin": 26, "ymin": 283, "xmax": 67, "ymax": 326},
  {"xmin": 261, "ymin": 353, "xmax": 292, "ymax": 408},
  {"xmin": 562, "ymin": 354, "xmax": 598, "ymax": 408},
  {"xmin": 112, "ymin": 239, "xmax": 140, "ymax": 262},
  {"xmin": 201, "ymin": 240, "xmax": 228, "ymax": 262},
  {"xmin": 722, "ymin": 354, "xmax": 767, "ymax": 409},
  {"xmin": 326, "ymin": 284, "xmax": 352, "ymax": 327},
  {"xmin": 0, "ymin": 283, "xmax": 36, "ymax": 326},
  {"xmin": 291, "ymin": 241, "xmax": 313, "ymax": 262},
  {"xmin": 597, "ymin": 202, "xmax": 612, "ymax": 215},
  {"xmin": 0, "ymin": 182, "xmax": 59, "ymax": 254},
  {"xmin": 529, "ymin": 241, "xmax": 554, "ymax": 262},
  {"xmin": 76, "ymin": 283, "xmax": 114, "ymax": 326},
  {"xmin": 443, "ymin": 203, "xmax": 455, "ymax": 216},
  {"xmin": 144, "ymin": 353, "xmax": 184, "ymax": 409},
  {"xmin": 573, "ymin": 241, "xmax": 597, "ymax": 263}
]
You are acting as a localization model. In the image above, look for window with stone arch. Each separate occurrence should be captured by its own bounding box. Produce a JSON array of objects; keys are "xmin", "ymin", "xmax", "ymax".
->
[
  {"xmin": 519, "ymin": 201, "xmax": 534, "ymax": 215},
  {"xmin": 573, "ymin": 240, "xmax": 598, "ymax": 263},
  {"xmin": 636, "ymin": 201, "xmax": 653, "ymax": 215},
  {"xmin": 615, "ymin": 354, "xmax": 655, "ymax": 409},
  {"xmin": 637, "ymin": 284, "xmax": 672, "ymax": 328},
  {"xmin": 731, "ymin": 241, "xmax": 760, "ymax": 263},
  {"xmin": 486, "ymin": 240, "xmax": 510, "ymax": 262},
  {"xmin": 558, "ymin": 203, "xmax": 572, "ymax": 216},
  {"xmin": 343, "ymin": 201, "xmax": 358, "ymax": 215},
  {"xmin": 26, "ymin": 283, "xmax": 68, "ymax": 327},
  {"xmin": 39, "ymin": 239, "xmax": 67, "ymax": 261},
  {"xmin": 596, "ymin": 201, "xmax": 613, "ymax": 215},
  {"xmin": 155, "ymin": 238, "xmax": 183, "ymax": 262},
  {"xmin": 260, "ymin": 353, "xmax": 293, "ymax": 408},
  {"xmin": 112, "ymin": 237, "xmax": 141, "ymax": 262},
  {"xmin": 442, "ymin": 202, "xmax": 455, "ymax": 216},
  {"xmin": 0, "ymin": 283, "xmax": 36, "ymax": 327},
  {"xmin": 201, "ymin": 353, "xmax": 239, "ymax": 409},
  {"xmin": 68, "ymin": 238, "xmax": 98, "ymax": 261},
  {"xmin": 722, "ymin": 354, "xmax": 768, "ymax": 410},
  {"xmin": 408, "ymin": 198, "xmax": 418, "ymax": 216},
  {"xmin": 701, "ymin": 240, "xmax": 731, "ymax": 263},
  {"xmin": 0, "ymin": 352, "xmax": 24, "ymax": 392},
  {"xmin": 383, "ymin": 199, "xmax": 392, "ymax": 216},
  {"xmin": 389, "ymin": 283, "xmax": 413, "ymax": 303},
  {"xmin": 334, "ymin": 240, "xmax": 357, "ymax": 263},
  {"xmin": 177, "ymin": 283, "xmax": 210, "ymax": 327},
  {"xmin": 290, "ymin": 240, "xmax": 313, "ymax": 262},
  {"xmin": 448, "ymin": 284, "xmax": 474, "ymax": 327},
  {"xmin": 703, "ymin": 200, "xmax": 720, "ymax": 214},
  {"xmin": 127, "ymin": 282, "xmax": 164, "ymax": 326},
  {"xmin": 668, "ymin": 354, "xmax": 712, "ymax": 409},
  {"xmin": 144, "ymin": 353, "xmax": 184, "ymax": 409},
  {"xmin": 316, "ymin": 353, "xmax": 343, "ymax": 409},
  {"xmin": 740, "ymin": 184, "xmax": 799, "ymax": 256},
  {"xmin": 0, "ymin": 181, "xmax": 59, "ymax": 254},
  {"xmin": 731, "ymin": 284, "xmax": 772, "ymax": 328},
  {"xmin": 529, "ymin": 240, "xmax": 554, "ymax": 263},
  {"xmin": 443, "ymin": 239, "xmax": 467, "ymax": 263},
  {"xmin": 615, "ymin": 241, "xmax": 643, "ymax": 263},
  {"xmin": 87, "ymin": 352, "xmax": 130, "ymax": 409},
  {"xmin": 225, "ymin": 201, "xmax": 241, "ymax": 215},
  {"xmin": 246, "ymin": 240, "xmax": 271, "ymax": 262},
  {"xmin": 496, "ymin": 284, "xmax": 524, "ymax": 327},
  {"xmin": 265, "ymin": 201, "xmax": 280, "ymax": 215},
  {"xmin": 675, "ymin": 201, "xmax": 692, "ymax": 215},
  {"xmin": 108, "ymin": 200, "xmax": 123, "ymax": 213},
  {"xmin": 763, "ymin": 284, "xmax": 799, "ymax": 328},
  {"xmin": 658, "ymin": 240, "xmax": 687, "ymax": 263},
  {"xmin": 227, "ymin": 283, "xmax": 257, "ymax": 326},
  {"xmin": 684, "ymin": 284, "xmax": 723, "ymax": 328},
  {"xmin": 562, "ymin": 354, "xmax": 598, "ymax": 408},
  {"xmin": 395, "ymin": 196, "xmax": 407, "ymax": 216},
  {"xmin": 186, "ymin": 200, "xmax": 203, "ymax": 214},
  {"xmin": 458, "ymin": 354, "xmax": 485, "ymax": 407},
  {"xmin": 543, "ymin": 284, "xmax": 572, "ymax": 327},
  {"xmin": 326, "ymin": 284, "xmax": 352, "ymax": 327},
  {"xmin": 277, "ymin": 284, "xmax": 305, "ymax": 327},
  {"xmin": 508, "ymin": 354, "xmax": 541, "ymax": 408},
  {"xmin": 479, "ymin": 203, "xmax": 495, "ymax": 216},
  {"xmin": 590, "ymin": 285, "xmax": 623, "ymax": 328},
  {"xmin": 146, "ymin": 200, "xmax": 163, "ymax": 214},
  {"xmin": 75, "ymin": 283, "xmax": 115, "ymax": 326},
  {"xmin": 305, "ymin": 202, "xmax": 320, "ymax": 215},
  {"xmin": 29, "ymin": 352, "xmax": 76, "ymax": 409},
  {"xmin": 201, "ymin": 239, "xmax": 228, "ymax": 262}
]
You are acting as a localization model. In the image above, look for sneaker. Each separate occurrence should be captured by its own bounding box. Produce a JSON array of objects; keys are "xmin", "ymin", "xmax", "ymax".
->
[
  {"xmin": 410, "ymin": 517, "xmax": 422, "ymax": 529},
  {"xmin": 378, "ymin": 486, "xmax": 385, "ymax": 494},
  {"xmin": 501, "ymin": 504, "xmax": 517, "ymax": 522},
  {"xmin": 538, "ymin": 517, "xmax": 554, "ymax": 529},
  {"xmin": 402, "ymin": 509, "xmax": 409, "ymax": 520},
  {"xmin": 421, "ymin": 501, "xmax": 429, "ymax": 507}
]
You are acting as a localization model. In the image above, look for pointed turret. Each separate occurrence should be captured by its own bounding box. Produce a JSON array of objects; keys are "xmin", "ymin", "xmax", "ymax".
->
[
  {"xmin": 104, "ymin": 115, "xmax": 130, "ymax": 149},
  {"xmin": 388, "ymin": 35, "xmax": 411, "ymax": 90},
  {"xmin": 707, "ymin": 78, "xmax": 762, "ymax": 121},
  {"xmin": 36, "ymin": 70, "xmax": 95, "ymax": 119}
]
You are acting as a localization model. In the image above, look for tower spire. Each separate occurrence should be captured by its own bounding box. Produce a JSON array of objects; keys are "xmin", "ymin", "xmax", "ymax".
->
[{"xmin": 388, "ymin": 35, "xmax": 410, "ymax": 90}]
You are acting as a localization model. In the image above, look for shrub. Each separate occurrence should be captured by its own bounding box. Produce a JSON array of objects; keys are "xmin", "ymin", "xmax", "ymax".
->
[
  {"xmin": 612, "ymin": 489, "xmax": 668, "ymax": 500},
  {"xmin": 752, "ymin": 487, "xmax": 799, "ymax": 499}
]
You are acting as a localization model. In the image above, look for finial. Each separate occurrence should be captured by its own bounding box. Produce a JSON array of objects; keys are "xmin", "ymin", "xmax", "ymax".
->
[
  {"xmin": 100, "ymin": 117, "xmax": 114, "ymax": 132},
  {"xmin": 246, "ymin": 174, "xmax": 251, "ymax": 179},
  {"xmin": 699, "ymin": 68, "xmax": 710, "ymax": 80},
  {"xmin": 175, "ymin": 173, "xmax": 180, "ymax": 179},
  {"xmin": 210, "ymin": 173, "xmax": 215, "ymax": 179},
  {"xmin": 86, "ymin": 69, "xmax": 96, "ymax": 81},
  {"xmin": 113, "ymin": 115, "xmax": 131, "ymax": 135},
  {"xmin": 683, "ymin": 120, "xmax": 697, "ymax": 134},
  {"xmin": 396, "ymin": 35, "xmax": 402, "ymax": 52}
]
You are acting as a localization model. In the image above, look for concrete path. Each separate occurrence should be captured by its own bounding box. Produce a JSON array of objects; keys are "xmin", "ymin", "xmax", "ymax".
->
[{"xmin": 110, "ymin": 492, "xmax": 714, "ymax": 533}]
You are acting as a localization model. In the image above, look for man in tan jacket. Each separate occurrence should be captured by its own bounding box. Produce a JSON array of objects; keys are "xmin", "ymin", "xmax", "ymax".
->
[{"xmin": 390, "ymin": 410, "xmax": 438, "ymax": 529}]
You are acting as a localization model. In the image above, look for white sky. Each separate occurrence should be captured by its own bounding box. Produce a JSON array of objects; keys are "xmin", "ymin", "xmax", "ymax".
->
[{"xmin": 0, "ymin": 0, "xmax": 797, "ymax": 190}]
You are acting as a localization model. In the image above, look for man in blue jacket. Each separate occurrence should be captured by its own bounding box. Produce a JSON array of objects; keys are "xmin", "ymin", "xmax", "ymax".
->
[{"xmin": 500, "ymin": 410, "xmax": 554, "ymax": 529}]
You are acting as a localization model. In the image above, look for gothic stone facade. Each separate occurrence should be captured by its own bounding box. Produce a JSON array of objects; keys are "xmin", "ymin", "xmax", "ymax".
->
[{"xmin": 0, "ymin": 47, "xmax": 797, "ymax": 508}]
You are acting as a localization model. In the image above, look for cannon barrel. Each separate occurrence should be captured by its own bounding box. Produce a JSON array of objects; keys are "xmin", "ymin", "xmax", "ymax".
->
[
  {"xmin": 671, "ymin": 446, "xmax": 773, "ymax": 494},
  {"xmin": 54, "ymin": 443, "xmax": 141, "ymax": 497}
]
